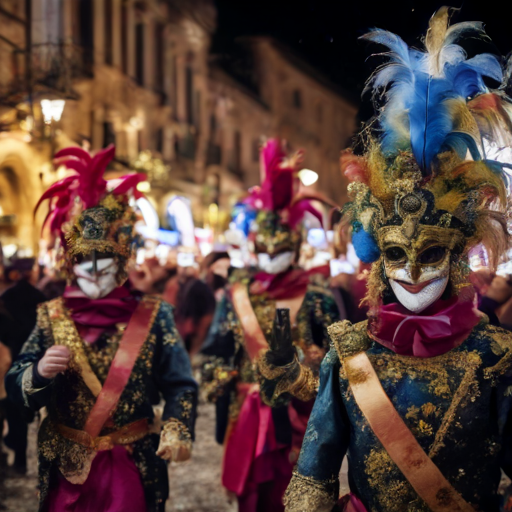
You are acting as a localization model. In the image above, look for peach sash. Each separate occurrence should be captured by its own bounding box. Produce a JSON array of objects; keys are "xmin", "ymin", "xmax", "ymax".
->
[
  {"xmin": 345, "ymin": 352, "xmax": 475, "ymax": 512},
  {"xmin": 231, "ymin": 282, "xmax": 269, "ymax": 362},
  {"xmin": 48, "ymin": 297, "xmax": 158, "ymax": 438}
]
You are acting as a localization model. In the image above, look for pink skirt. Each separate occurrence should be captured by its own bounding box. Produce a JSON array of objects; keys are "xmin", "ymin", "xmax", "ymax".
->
[{"xmin": 47, "ymin": 445, "xmax": 147, "ymax": 512}]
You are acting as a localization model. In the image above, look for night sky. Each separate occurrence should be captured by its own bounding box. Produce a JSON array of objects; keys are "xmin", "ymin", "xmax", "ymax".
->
[{"xmin": 214, "ymin": 0, "xmax": 512, "ymax": 120}]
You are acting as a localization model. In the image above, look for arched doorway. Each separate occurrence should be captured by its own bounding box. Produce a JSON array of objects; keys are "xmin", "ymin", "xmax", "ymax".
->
[{"xmin": 0, "ymin": 157, "xmax": 40, "ymax": 258}]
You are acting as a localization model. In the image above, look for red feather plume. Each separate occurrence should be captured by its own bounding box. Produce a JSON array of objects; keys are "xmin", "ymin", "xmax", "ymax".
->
[
  {"xmin": 244, "ymin": 139, "xmax": 333, "ymax": 229},
  {"xmin": 36, "ymin": 145, "xmax": 143, "ymax": 244}
]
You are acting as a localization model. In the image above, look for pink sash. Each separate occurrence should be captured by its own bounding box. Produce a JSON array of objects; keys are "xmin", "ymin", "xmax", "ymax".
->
[{"xmin": 84, "ymin": 298, "xmax": 158, "ymax": 437}]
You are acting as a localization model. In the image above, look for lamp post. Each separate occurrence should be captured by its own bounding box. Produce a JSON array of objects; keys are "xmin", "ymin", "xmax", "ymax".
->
[
  {"xmin": 41, "ymin": 98, "xmax": 65, "ymax": 157},
  {"xmin": 298, "ymin": 168, "xmax": 319, "ymax": 187}
]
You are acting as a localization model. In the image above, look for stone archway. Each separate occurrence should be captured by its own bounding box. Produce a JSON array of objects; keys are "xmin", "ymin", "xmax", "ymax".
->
[{"xmin": 0, "ymin": 139, "xmax": 45, "ymax": 255}]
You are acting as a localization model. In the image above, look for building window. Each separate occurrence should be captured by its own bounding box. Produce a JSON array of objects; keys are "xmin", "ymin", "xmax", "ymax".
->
[
  {"xmin": 210, "ymin": 114, "xmax": 217, "ymax": 134},
  {"xmin": 154, "ymin": 23, "xmax": 165, "ymax": 93},
  {"xmin": 78, "ymin": 0, "xmax": 93, "ymax": 69},
  {"xmin": 121, "ymin": 2, "xmax": 128, "ymax": 74},
  {"xmin": 194, "ymin": 90, "xmax": 201, "ymax": 128},
  {"xmin": 104, "ymin": 0, "xmax": 113, "ymax": 65},
  {"xmin": 135, "ymin": 22, "xmax": 144, "ymax": 85},
  {"xmin": 252, "ymin": 138, "xmax": 260, "ymax": 162},
  {"xmin": 103, "ymin": 122, "xmax": 116, "ymax": 148},
  {"xmin": 185, "ymin": 64, "xmax": 194, "ymax": 125},
  {"xmin": 171, "ymin": 51, "xmax": 177, "ymax": 116},
  {"xmin": 293, "ymin": 89, "xmax": 302, "ymax": 109},
  {"xmin": 232, "ymin": 130, "xmax": 242, "ymax": 175},
  {"xmin": 156, "ymin": 127, "xmax": 164, "ymax": 154},
  {"xmin": 138, "ymin": 130, "xmax": 144, "ymax": 152}
]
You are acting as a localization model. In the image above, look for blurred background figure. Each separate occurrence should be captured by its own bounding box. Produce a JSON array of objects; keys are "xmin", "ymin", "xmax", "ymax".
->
[
  {"xmin": 0, "ymin": 257, "xmax": 46, "ymax": 475},
  {"xmin": 201, "ymin": 250, "xmax": 231, "ymax": 300},
  {"xmin": 471, "ymin": 269, "xmax": 512, "ymax": 329},
  {"xmin": 174, "ymin": 278, "xmax": 216, "ymax": 358}
]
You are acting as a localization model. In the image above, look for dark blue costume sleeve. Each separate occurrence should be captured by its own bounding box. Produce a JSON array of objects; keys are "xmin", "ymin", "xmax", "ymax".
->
[
  {"xmin": 5, "ymin": 304, "xmax": 54, "ymax": 414},
  {"xmin": 285, "ymin": 348, "xmax": 349, "ymax": 510},
  {"xmin": 153, "ymin": 301, "xmax": 198, "ymax": 438},
  {"xmin": 201, "ymin": 294, "xmax": 237, "ymax": 444}
]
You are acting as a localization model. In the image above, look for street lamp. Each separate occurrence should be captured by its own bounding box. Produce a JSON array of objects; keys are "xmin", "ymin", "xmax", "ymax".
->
[
  {"xmin": 298, "ymin": 168, "xmax": 319, "ymax": 187},
  {"xmin": 41, "ymin": 99, "xmax": 66, "ymax": 158},
  {"xmin": 41, "ymin": 99, "xmax": 66, "ymax": 124}
]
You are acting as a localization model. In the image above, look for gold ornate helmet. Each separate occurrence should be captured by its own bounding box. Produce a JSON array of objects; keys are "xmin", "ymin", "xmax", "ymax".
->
[
  {"xmin": 342, "ymin": 8, "xmax": 511, "ymax": 309},
  {"xmin": 36, "ymin": 145, "xmax": 146, "ymax": 282},
  {"xmin": 244, "ymin": 139, "xmax": 329, "ymax": 257}
]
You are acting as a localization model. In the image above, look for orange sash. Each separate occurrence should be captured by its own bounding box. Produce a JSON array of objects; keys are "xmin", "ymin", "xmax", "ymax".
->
[
  {"xmin": 84, "ymin": 298, "xmax": 158, "ymax": 437},
  {"xmin": 231, "ymin": 283, "xmax": 269, "ymax": 362},
  {"xmin": 47, "ymin": 298, "xmax": 102, "ymax": 397},
  {"xmin": 345, "ymin": 352, "xmax": 474, "ymax": 512}
]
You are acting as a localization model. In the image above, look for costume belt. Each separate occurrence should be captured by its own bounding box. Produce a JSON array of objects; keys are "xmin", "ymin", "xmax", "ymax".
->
[{"xmin": 57, "ymin": 418, "xmax": 149, "ymax": 451}]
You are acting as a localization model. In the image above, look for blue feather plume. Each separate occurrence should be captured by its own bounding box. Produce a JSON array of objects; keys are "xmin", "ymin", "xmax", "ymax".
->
[{"xmin": 361, "ymin": 12, "xmax": 503, "ymax": 176}]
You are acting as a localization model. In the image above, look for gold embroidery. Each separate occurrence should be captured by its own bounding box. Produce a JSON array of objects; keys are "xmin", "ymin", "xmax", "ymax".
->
[
  {"xmin": 284, "ymin": 471, "xmax": 338, "ymax": 512},
  {"xmin": 46, "ymin": 298, "xmax": 102, "ymax": 397},
  {"xmin": 328, "ymin": 320, "xmax": 370, "ymax": 359}
]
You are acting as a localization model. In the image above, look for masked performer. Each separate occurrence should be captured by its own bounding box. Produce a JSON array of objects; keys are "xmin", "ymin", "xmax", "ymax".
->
[
  {"xmin": 6, "ymin": 145, "xmax": 197, "ymax": 512},
  {"xmin": 202, "ymin": 139, "xmax": 340, "ymax": 512},
  {"xmin": 261, "ymin": 9, "xmax": 512, "ymax": 512}
]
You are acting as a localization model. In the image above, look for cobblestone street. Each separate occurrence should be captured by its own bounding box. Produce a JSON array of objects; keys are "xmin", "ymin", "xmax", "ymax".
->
[
  {"xmin": 1, "ymin": 403, "xmax": 235, "ymax": 512},
  {"xmin": 1, "ymin": 401, "xmax": 350, "ymax": 512}
]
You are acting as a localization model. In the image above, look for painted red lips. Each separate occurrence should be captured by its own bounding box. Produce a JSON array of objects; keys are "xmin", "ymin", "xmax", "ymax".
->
[{"xmin": 394, "ymin": 278, "xmax": 440, "ymax": 294}]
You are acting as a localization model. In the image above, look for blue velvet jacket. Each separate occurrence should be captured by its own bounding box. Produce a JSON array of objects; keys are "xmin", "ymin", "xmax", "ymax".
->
[
  {"xmin": 202, "ymin": 279, "xmax": 340, "ymax": 446},
  {"xmin": 5, "ymin": 296, "xmax": 197, "ymax": 512},
  {"xmin": 285, "ymin": 318, "xmax": 512, "ymax": 512}
]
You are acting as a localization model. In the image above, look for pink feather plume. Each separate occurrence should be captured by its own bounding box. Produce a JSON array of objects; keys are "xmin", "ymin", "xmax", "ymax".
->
[
  {"xmin": 244, "ymin": 138, "xmax": 333, "ymax": 229},
  {"xmin": 36, "ymin": 144, "xmax": 143, "ymax": 244}
]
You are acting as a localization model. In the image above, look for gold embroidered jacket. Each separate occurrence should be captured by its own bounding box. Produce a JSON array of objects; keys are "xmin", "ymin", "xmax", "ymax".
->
[
  {"xmin": 284, "ymin": 319, "xmax": 512, "ymax": 512},
  {"xmin": 6, "ymin": 296, "xmax": 197, "ymax": 512}
]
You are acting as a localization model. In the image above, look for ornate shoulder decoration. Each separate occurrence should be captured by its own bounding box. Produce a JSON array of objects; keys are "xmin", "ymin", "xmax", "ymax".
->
[{"xmin": 328, "ymin": 320, "xmax": 371, "ymax": 360}]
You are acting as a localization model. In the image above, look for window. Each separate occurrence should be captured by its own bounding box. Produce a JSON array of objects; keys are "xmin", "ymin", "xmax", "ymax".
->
[
  {"xmin": 154, "ymin": 23, "xmax": 165, "ymax": 92},
  {"xmin": 194, "ymin": 90, "xmax": 201, "ymax": 128},
  {"xmin": 210, "ymin": 114, "xmax": 217, "ymax": 134},
  {"xmin": 293, "ymin": 89, "xmax": 302, "ymax": 109},
  {"xmin": 185, "ymin": 64, "xmax": 194, "ymax": 125},
  {"xmin": 121, "ymin": 3, "xmax": 128, "ymax": 74},
  {"xmin": 135, "ymin": 22, "xmax": 144, "ymax": 85},
  {"xmin": 138, "ymin": 130, "xmax": 144, "ymax": 152},
  {"xmin": 103, "ymin": 122, "xmax": 116, "ymax": 149},
  {"xmin": 78, "ymin": 0, "xmax": 93, "ymax": 69},
  {"xmin": 233, "ymin": 131, "xmax": 242, "ymax": 174},
  {"xmin": 171, "ymin": 52, "xmax": 177, "ymax": 115},
  {"xmin": 156, "ymin": 128, "xmax": 164, "ymax": 154},
  {"xmin": 252, "ymin": 138, "xmax": 260, "ymax": 162},
  {"xmin": 104, "ymin": 0, "xmax": 113, "ymax": 65}
]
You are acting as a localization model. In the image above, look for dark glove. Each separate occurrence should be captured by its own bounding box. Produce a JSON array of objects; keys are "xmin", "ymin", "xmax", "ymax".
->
[{"xmin": 266, "ymin": 308, "xmax": 295, "ymax": 367}]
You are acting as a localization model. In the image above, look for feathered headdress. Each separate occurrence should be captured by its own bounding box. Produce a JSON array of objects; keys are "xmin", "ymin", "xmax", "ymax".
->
[
  {"xmin": 244, "ymin": 139, "xmax": 332, "ymax": 252},
  {"xmin": 36, "ymin": 145, "xmax": 146, "ymax": 275},
  {"xmin": 343, "ymin": 7, "xmax": 511, "ymax": 304}
]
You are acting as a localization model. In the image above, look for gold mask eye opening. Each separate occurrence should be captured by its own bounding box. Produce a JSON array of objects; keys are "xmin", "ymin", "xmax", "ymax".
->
[
  {"xmin": 384, "ymin": 246, "xmax": 407, "ymax": 262},
  {"xmin": 418, "ymin": 246, "xmax": 447, "ymax": 265}
]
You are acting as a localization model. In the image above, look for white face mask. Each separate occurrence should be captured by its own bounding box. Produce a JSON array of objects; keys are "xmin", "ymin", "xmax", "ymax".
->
[
  {"xmin": 257, "ymin": 251, "xmax": 294, "ymax": 275},
  {"xmin": 74, "ymin": 258, "xmax": 118, "ymax": 299},
  {"xmin": 384, "ymin": 248, "xmax": 450, "ymax": 313},
  {"xmin": 389, "ymin": 275, "xmax": 449, "ymax": 313}
]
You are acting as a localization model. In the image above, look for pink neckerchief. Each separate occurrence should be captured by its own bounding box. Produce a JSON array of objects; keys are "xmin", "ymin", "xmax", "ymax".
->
[
  {"xmin": 63, "ymin": 285, "xmax": 139, "ymax": 343},
  {"xmin": 369, "ymin": 297, "xmax": 481, "ymax": 358},
  {"xmin": 249, "ymin": 265, "xmax": 330, "ymax": 300}
]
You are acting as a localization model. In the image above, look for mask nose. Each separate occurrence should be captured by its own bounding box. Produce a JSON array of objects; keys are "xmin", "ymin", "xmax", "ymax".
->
[{"xmin": 410, "ymin": 263, "xmax": 421, "ymax": 281}]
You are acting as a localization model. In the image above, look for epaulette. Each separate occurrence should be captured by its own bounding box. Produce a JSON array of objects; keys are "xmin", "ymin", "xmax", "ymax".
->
[{"xmin": 327, "ymin": 320, "xmax": 371, "ymax": 361}]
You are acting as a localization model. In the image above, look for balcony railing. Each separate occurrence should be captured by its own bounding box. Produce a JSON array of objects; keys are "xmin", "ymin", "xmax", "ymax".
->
[{"xmin": 1, "ymin": 43, "xmax": 93, "ymax": 106}]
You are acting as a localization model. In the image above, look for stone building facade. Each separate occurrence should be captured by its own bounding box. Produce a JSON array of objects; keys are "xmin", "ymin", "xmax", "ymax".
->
[{"xmin": 0, "ymin": 0, "xmax": 357, "ymax": 255}]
